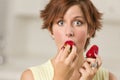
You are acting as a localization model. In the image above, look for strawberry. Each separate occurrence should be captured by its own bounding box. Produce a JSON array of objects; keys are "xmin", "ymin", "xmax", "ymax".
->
[
  {"xmin": 86, "ymin": 45, "xmax": 99, "ymax": 58},
  {"xmin": 61, "ymin": 41, "xmax": 75, "ymax": 51},
  {"xmin": 65, "ymin": 41, "xmax": 75, "ymax": 52}
]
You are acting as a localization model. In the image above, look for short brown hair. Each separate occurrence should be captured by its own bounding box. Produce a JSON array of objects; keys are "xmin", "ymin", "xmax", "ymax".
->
[{"xmin": 40, "ymin": 0, "xmax": 102, "ymax": 50}]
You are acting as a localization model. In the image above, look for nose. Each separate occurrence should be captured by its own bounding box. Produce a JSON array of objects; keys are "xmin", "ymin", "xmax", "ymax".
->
[{"xmin": 65, "ymin": 26, "xmax": 74, "ymax": 37}]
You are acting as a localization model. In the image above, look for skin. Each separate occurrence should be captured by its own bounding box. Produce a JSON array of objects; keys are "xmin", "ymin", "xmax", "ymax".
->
[{"xmin": 21, "ymin": 5, "xmax": 117, "ymax": 80}]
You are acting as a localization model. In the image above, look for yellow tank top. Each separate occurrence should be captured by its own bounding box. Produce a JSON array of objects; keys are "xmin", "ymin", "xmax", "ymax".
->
[{"xmin": 29, "ymin": 60, "xmax": 109, "ymax": 80}]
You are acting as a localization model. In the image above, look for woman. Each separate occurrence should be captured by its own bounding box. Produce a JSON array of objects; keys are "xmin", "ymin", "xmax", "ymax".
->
[{"xmin": 21, "ymin": 0, "xmax": 117, "ymax": 80}]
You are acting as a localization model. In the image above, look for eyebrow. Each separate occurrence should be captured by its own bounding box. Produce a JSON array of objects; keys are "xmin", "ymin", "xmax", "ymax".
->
[
  {"xmin": 74, "ymin": 16, "xmax": 84, "ymax": 19},
  {"xmin": 59, "ymin": 16, "xmax": 84, "ymax": 18},
  {"xmin": 56, "ymin": 16, "xmax": 85, "ymax": 22}
]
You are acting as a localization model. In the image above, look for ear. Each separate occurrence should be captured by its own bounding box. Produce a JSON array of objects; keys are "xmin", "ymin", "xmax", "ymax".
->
[
  {"xmin": 48, "ymin": 28, "xmax": 55, "ymax": 39},
  {"xmin": 87, "ymin": 34, "xmax": 90, "ymax": 38},
  {"xmin": 87, "ymin": 29, "xmax": 95, "ymax": 38},
  {"xmin": 50, "ymin": 33, "xmax": 55, "ymax": 39}
]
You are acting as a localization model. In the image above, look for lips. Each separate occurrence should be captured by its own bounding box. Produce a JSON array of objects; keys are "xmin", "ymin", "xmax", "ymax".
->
[
  {"xmin": 86, "ymin": 45, "xmax": 99, "ymax": 58},
  {"xmin": 65, "ymin": 40, "xmax": 75, "ymax": 47}
]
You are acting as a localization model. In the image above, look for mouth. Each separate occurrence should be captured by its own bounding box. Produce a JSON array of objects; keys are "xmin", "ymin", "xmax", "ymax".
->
[{"xmin": 64, "ymin": 40, "xmax": 75, "ymax": 47}]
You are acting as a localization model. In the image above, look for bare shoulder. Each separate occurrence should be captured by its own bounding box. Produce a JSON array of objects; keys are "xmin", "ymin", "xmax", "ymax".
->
[
  {"xmin": 109, "ymin": 72, "xmax": 117, "ymax": 80},
  {"xmin": 20, "ymin": 69, "xmax": 34, "ymax": 80}
]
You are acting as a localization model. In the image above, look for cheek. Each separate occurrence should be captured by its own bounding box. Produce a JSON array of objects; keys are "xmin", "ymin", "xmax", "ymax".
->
[
  {"xmin": 54, "ymin": 31, "xmax": 61, "ymax": 40},
  {"xmin": 76, "ymin": 31, "xmax": 88, "ymax": 50},
  {"xmin": 53, "ymin": 30, "xmax": 63, "ymax": 48}
]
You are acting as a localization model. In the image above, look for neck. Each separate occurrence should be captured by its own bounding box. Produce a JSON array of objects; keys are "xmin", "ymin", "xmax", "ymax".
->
[
  {"xmin": 76, "ymin": 50, "xmax": 85, "ymax": 69},
  {"xmin": 69, "ymin": 51, "xmax": 85, "ymax": 80}
]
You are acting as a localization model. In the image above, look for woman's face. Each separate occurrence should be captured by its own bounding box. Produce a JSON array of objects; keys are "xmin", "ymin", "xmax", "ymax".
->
[{"xmin": 51, "ymin": 5, "xmax": 89, "ymax": 53}]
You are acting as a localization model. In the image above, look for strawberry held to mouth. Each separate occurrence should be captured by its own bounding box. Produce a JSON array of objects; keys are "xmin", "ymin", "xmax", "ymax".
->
[
  {"xmin": 61, "ymin": 40, "xmax": 75, "ymax": 52},
  {"xmin": 65, "ymin": 40, "xmax": 75, "ymax": 52},
  {"xmin": 86, "ymin": 45, "xmax": 99, "ymax": 58},
  {"xmin": 65, "ymin": 40, "xmax": 75, "ymax": 48}
]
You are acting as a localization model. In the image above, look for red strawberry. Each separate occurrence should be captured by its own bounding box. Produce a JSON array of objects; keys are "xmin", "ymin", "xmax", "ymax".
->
[
  {"xmin": 61, "ymin": 41, "xmax": 75, "ymax": 49},
  {"xmin": 86, "ymin": 45, "xmax": 99, "ymax": 58},
  {"xmin": 65, "ymin": 41, "xmax": 75, "ymax": 47},
  {"xmin": 61, "ymin": 41, "xmax": 75, "ymax": 51}
]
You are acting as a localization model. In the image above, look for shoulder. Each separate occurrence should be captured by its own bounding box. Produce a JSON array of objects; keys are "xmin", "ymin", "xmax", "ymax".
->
[
  {"xmin": 96, "ymin": 67, "xmax": 117, "ymax": 80},
  {"xmin": 93, "ymin": 67, "xmax": 109, "ymax": 80},
  {"xmin": 20, "ymin": 69, "xmax": 34, "ymax": 80},
  {"xmin": 109, "ymin": 72, "xmax": 117, "ymax": 80},
  {"xmin": 97, "ymin": 67, "xmax": 109, "ymax": 75},
  {"xmin": 20, "ymin": 60, "xmax": 53, "ymax": 80}
]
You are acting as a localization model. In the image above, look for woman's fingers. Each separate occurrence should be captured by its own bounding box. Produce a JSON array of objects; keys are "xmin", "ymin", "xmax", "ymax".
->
[
  {"xmin": 55, "ymin": 44, "xmax": 70, "ymax": 62},
  {"xmin": 86, "ymin": 55, "xmax": 102, "ymax": 69},
  {"xmin": 95, "ymin": 55, "xmax": 102, "ymax": 67},
  {"xmin": 65, "ymin": 45, "xmax": 77, "ymax": 65},
  {"xmin": 79, "ymin": 56, "xmax": 102, "ymax": 80},
  {"xmin": 61, "ymin": 45, "xmax": 71, "ymax": 60},
  {"xmin": 56, "ymin": 44, "xmax": 79, "ymax": 69},
  {"xmin": 79, "ymin": 61, "xmax": 98, "ymax": 80}
]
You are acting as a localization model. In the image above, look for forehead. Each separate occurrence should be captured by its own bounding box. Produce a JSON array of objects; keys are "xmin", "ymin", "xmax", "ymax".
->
[
  {"xmin": 54, "ymin": 5, "xmax": 84, "ymax": 20},
  {"xmin": 64, "ymin": 5, "xmax": 84, "ymax": 18}
]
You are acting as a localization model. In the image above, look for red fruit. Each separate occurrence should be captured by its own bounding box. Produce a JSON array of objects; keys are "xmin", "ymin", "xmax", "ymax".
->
[
  {"xmin": 61, "ymin": 41, "xmax": 75, "ymax": 51},
  {"xmin": 61, "ymin": 41, "xmax": 75, "ymax": 50},
  {"xmin": 86, "ymin": 45, "xmax": 99, "ymax": 58},
  {"xmin": 65, "ymin": 41, "xmax": 75, "ymax": 47}
]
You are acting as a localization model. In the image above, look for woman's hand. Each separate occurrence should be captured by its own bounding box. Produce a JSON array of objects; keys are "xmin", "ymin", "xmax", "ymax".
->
[
  {"xmin": 52, "ymin": 44, "xmax": 79, "ymax": 80},
  {"xmin": 79, "ymin": 55, "xmax": 102, "ymax": 80}
]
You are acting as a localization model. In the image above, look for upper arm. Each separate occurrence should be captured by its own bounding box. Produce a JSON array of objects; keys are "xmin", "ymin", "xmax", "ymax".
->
[
  {"xmin": 109, "ymin": 72, "xmax": 117, "ymax": 80},
  {"xmin": 20, "ymin": 69, "xmax": 34, "ymax": 80}
]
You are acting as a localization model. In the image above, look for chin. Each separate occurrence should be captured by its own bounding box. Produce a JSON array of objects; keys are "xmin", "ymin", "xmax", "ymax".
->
[{"xmin": 77, "ymin": 47, "xmax": 84, "ymax": 54}]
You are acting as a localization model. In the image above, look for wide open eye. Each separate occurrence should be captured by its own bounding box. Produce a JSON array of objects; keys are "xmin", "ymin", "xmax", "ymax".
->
[
  {"xmin": 57, "ymin": 20, "xmax": 64, "ymax": 26},
  {"xmin": 73, "ymin": 20, "xmax": 82, "ymax": 26}
]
